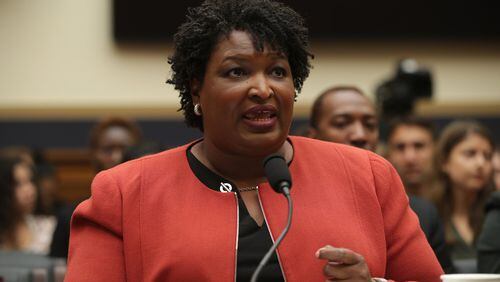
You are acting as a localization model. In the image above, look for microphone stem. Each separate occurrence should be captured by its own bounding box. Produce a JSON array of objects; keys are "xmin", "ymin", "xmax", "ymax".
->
[{"xmin": 250, "ymin": 189, "xmax": 293, "ymax": 282}]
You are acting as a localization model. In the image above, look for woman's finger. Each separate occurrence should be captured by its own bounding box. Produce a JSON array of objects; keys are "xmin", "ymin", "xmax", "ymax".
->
[
  {"xmin": 316, "ymin": 246, "xmax": 364, "ymax": 265},
  {"xmin": 323, "ymin": 263, "xmax": 350, "ymax": 280}
]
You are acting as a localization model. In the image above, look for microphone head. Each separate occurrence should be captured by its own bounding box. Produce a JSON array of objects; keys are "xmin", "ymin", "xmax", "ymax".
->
[{"xmin": 263, "ymin": 154, "xmax": 292, "ymax": 194}]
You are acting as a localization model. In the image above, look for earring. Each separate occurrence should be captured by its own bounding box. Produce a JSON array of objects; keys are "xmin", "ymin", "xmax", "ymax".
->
[{"xmin": 194, "ymin": 103, "xmax": 202, "ymax": 116}]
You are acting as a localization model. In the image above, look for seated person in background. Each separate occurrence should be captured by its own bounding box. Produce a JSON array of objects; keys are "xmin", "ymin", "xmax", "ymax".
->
[
  {"xmin": 0, "ymin": 155, "xmax": 56, "ymax": 255},
  {"xmin": 89, "ymin": 117, "xmax": 143, "ymax": 172},
  {"xmin": 386, "ymin": 117, "xmax": 440, "ymax": 202},
  {"xmin": 386, "ymin": 117, "xmax": 454, "ymax": 273},
  {"xmin": 477, "ymin": 190, "xmax": 500, "ymax": 273},
  {"xmin": 49, "ymin": 116, "xmax": 143, "ymax": 258},
  {"xmin": 65, "ymin": 1, "xmax": 443, "ymax": 280},
  {"xmin": 493, "ymin": 148, "xmax": 500, "ymax": 191},
  {"xmin": 435, "ymin": 120, "xmax": 495, "ymax": 269},
  {"xmin": 0, "ymin": 147, "xmax": 63, "ymax": 216},
  {"xmin": 308, "ymin": 86, "xmax": 378, "ymax": 151},
  {"xmin": 308, "ymin": 88, "xmax": 452, "ymax": 272}
]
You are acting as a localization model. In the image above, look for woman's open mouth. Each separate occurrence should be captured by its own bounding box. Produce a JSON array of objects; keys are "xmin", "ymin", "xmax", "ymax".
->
[{"xmin": 242, "ymin": 105, "xmax": 278, "ymax": 132}]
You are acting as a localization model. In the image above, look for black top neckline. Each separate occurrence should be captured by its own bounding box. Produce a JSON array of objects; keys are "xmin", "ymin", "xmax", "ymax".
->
[
  {"xmin": 186, "ymin": 139, "xmax": 293, "ymax": 194},
  {"xmin": 186, "ymin": 141, "xmax": 239, "ymax": 193}
]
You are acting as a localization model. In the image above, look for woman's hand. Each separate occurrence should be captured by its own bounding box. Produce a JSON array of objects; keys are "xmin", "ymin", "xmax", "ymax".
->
[{"xmin": 316, "ymin": 245, "xmax": 373, "ymax": 281}]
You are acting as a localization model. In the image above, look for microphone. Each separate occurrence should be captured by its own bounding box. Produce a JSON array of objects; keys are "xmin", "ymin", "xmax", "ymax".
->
[
  {"xmin": 263, "ymin": 154, "xmax": 292, "ymax": 196},
  {"xmin": 250, "ymin": 154, "xmax": 293, "ymax": 282}
]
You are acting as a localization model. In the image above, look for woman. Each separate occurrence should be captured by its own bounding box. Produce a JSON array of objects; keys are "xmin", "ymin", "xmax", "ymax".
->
[
  {"xmin": 0, "ymin": 156, "xmax": 56, "ymax": 255},
  {"xmin": 65, "ymin": 0, "xmax": 442, "ymax": 281},
  {"xmin": 435, "ymin": 121, "xmax": 494, "ymax": 263}
]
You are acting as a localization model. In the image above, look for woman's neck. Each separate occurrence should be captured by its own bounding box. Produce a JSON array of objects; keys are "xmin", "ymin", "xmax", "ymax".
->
[
  {"xmin": 452, "ymin": 184, "xmax": 477, "ymax": 216},
  {"xmin": 192, "ymin": 139, "xmax": 293, "ymax": 186}
]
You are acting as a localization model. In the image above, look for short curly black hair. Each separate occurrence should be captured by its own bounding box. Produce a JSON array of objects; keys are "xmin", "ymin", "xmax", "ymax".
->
[{"xmin": 167, "ymin": 0, "xmax": 313, "ymax": 130}]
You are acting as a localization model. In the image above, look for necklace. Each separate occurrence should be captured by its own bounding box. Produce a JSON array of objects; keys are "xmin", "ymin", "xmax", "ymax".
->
[{"xmin": 237, "ymin": 185, "xmax": 259, "ymax": 192}]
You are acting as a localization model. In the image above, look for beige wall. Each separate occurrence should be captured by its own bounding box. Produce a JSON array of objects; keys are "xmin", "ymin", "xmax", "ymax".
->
[{"xmin": 1, "ymin": 0, "xmax": 500, "ymax": 119}]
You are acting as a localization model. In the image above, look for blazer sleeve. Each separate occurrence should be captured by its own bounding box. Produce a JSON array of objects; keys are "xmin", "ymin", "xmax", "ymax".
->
[
  {"xmin": 65, "ymin": 171, "xmax": 126, "ymax": 282},
  {"xmin": 369, "ymin": 154, "xmax": 443, "ymax": 282}
]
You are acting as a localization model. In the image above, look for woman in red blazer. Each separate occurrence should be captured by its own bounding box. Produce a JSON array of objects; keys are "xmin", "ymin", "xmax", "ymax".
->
[{"xmin": 65, "ymin": 0, "xmax": 443, "ymax": 281}]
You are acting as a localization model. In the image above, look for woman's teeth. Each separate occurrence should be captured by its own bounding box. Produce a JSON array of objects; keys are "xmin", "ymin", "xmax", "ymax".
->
[{"xmin": 245, "ymin": 111, "xmax": 273, "ymax": 120}]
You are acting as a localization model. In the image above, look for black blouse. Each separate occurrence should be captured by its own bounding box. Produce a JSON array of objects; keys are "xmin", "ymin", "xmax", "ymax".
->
[{"xmin": 186, "ymin": 146, "xmax": 284, "ymax": 281}]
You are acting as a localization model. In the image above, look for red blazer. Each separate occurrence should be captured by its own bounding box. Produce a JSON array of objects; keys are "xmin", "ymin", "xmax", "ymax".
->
[{"xmin": 66, "ymin": 136, "xmax": 443, "ymax": 281}]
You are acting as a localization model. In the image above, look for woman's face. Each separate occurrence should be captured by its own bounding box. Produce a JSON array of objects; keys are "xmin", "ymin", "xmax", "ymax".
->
[
  {"xmin": 195, "ymin": 30, "xmax": 295, "ymax": 157},
  {"xmin": 443, "ymin": 133, "xmax": 493, "ymax": 192},
  {"xmin": 14, "ymin": 162, "xmax": 37, "ymax": 215}
]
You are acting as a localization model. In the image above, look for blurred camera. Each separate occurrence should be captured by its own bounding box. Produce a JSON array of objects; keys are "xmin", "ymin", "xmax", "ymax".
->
[{"xmin": 376, "ymin": 59, "xmax": 433, "ymax": 120}]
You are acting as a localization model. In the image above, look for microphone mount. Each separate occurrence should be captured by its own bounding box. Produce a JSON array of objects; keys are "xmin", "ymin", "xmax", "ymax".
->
[{"xmin": 250, "ymin": 154, "xmax": 293, "ymax": 282}]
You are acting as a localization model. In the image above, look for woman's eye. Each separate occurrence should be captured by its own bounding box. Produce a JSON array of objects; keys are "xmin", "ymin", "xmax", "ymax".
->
[
  {"xmin": 227, "ymin": 68, "xmax": 246, "ymax": 78},
  {"xmin": 270, "ymin": 67, "xmax": 286, "ymax": 78},
  {"xmin": 463, "ymin": 149, "xmax": 476, "ymax": 158}
]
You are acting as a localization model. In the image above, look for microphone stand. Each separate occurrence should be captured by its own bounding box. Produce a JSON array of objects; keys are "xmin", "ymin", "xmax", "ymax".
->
[{"xmin": 250, "ymin": 187, "xmax": 293, "ymax": 282}]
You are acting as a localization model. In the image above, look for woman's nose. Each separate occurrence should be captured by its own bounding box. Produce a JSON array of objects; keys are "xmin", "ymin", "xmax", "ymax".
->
[{"xmin": 248, "ymin": 73, "xmax": 273, "ymax": 100}]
